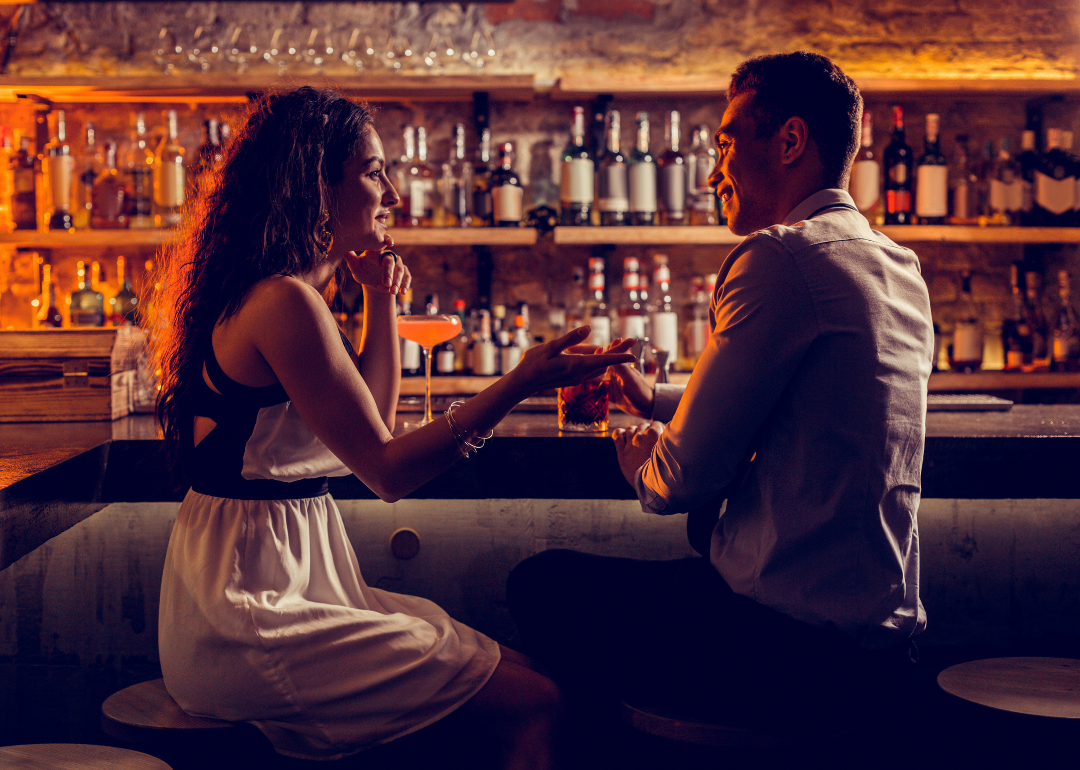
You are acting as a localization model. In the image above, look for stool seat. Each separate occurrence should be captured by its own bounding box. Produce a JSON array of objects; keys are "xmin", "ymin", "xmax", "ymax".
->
[
  {"xmin": 937, "ymin": 657, "xmax": 1080, "ymax": 719},
  {"xmin": 101, "ymin": 678, "xmax": 239, "ymax": 744},
  {"xmin": 619, "ymin": 701, "xmax": 778, "ymax": 748},
  {"xmin": 0, "ymin": 743, "xmax": 171, "ymax": 769}
]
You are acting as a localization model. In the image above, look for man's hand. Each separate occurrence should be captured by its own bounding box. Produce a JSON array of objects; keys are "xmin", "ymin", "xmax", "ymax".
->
[
  {"xmin": 608, "ymin": 360, "xmax": 654, "ymax": 419},
  {"xmin": 611, "ymin": 422, "xmax": 661, "ymax": 487}
]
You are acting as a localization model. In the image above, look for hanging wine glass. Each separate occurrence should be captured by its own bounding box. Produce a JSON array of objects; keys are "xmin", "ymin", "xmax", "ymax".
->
[
  {"xmin": 340, "ymin": 28, "xmax": 362, "ymax": 73},
  {"xmin": 262, "ymin": 28, "xmax": 289, "ymax": 75},
  {"xmin": 225, "ymin": 24, "xmax": 259, "ymax": 74},
  {"xmin": 187, "ymin": 25, "xmax": 217, "ymax": 72},
  {"xmin": 467, "ymin": 29, "xmax": 498, "ymax": 70},
  {"xmin": 301, "ymin": 26, "xmax": 334, "ymax": 72},
  {"xmin": 154, "ymin": 27, "xmax": 184, "ymax": 75}
]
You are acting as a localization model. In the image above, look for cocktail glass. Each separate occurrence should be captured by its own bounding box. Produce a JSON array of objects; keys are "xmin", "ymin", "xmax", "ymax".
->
[
  {"xmin": 557, "ymin": 376, "xmax": 610, "ymax": 432},
  {"xmin": 397, "ymin": 314, "xmax": 462, "ymax": 425}
]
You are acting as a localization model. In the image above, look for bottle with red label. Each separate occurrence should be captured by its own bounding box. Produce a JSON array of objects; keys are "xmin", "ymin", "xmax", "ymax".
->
[{"xmin": 884, "ymin": 105, "xmax": 913, "ymax": 225}]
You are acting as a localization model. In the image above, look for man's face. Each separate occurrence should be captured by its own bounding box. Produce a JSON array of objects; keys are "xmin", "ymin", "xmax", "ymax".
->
[{"xmin": 707, "ymin": 92, "xmax": 782, "ymax": 236}]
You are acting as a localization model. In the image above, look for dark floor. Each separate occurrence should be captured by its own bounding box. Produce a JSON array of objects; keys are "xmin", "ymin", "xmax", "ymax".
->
[{"xmin": 2, "ymin": 645, "xmax": 1079, "ymax": 770}]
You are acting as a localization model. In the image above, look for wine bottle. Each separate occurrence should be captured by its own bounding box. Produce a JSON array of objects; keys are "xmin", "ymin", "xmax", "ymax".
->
[
  {"xmin": 597, "ymin": 110, "xmax": 629, "ymax": 226},
  {"xmin": 949, "ymin": 271, "xmax": 983, "ymax": 372},
  {"xmin": 657, "ymin": 110, "xmax": 687, "ymax": 226},
  {"xmin": 687, "ymin": 124, "xmax": 719, "ymax": 226},
  {"xmin": 408, "ymin": 126, "xmax": 437, "ymax": 227},
  {"xmin": 1024, "ymin": 271, "xmax": 1050, "ymax": 370},
  {"xmin": 618, "ymin": 257, "xmax": 646, "ymax": 340},
  {"xmin": 398, "ymin": 289, "xmax": 421, "ymax": 376},
  {"xmin": 441, "ymin": 123, "xmax": 472, "ymax": 227},
  {"xmin": 44, "ymin": 110, "xmax": 75, "ymax": 231},
  {"xmin": 649, "ymin": 254, "xmax": 679, "ymax": 369},
  {"xmin": 1001, "ymin": 263, "xmax": 1032, "ymax": 370},
  {"xmin": 74, "ymin": 121, "xmax": 97, "ymax": 230},
  {"xmin": 628, "ymin": 112, "xmax": 657, "ymax": 226},
  {"xmin": 490, "ymin": 141, "xmax": 524, "ymax": 227},
  {"xmin": 1017, "ymin": 130, "xmax": 1039, "ymax": 226},
  {"xmin": 849, "ymin": 112, "xmax": 881, "ymax": 221},
  {"xmin": 153, "ymin": 110, "xmax": 186, "ymax": 228},
  {"xmin": 1052, "ymin": 269, "xmax": 1080, "ymax": 371},
  {"xmin": 915, "ymin": 113, "xmax": 947, "ymax": 225},
  {"xmin": 471, "ymin": 127, "xmax": 494, "ymax": 227},
  {"xmin": 560, "ymin": 106, "xmax": 594, "ymax": 226},
  {"xmin": 883, "ymin": 106, "xmax": 913, "ymax": 225},
  {"xmin": 1034, "ymin": 128, "xmax": 1074, "ymax": 227},
  {"xmin": 949, "ymin": 135, "xmax": 976, "ymax": 224},
  {"xmin": 585, "ymin": 255, "xmax": 611, "ymax": 347}
]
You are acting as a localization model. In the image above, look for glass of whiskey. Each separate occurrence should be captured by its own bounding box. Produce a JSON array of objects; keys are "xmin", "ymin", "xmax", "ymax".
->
[{"xmin": 557, "ymin": 376, "xmax": 610, "ymax": 432}]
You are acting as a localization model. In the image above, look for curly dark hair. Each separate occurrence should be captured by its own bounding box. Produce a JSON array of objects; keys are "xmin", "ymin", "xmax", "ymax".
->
[
  {"xmin": 728, "ymin": 51, "xmax": 862, "ymax": 189},
  {"xmin": 147, "ymin": 87, "xmax": 375, "ymax": 486}
]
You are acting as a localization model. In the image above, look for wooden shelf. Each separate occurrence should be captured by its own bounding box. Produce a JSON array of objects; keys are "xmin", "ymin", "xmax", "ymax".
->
[
  {"xmin": 879, "ymin": 226, "xmax": 1080, "ymax": 243},
  {"xmin": 929, "ymin": 371, "xmax": 1080, "ymax": 391},
  {"xmin": 552, "ymin": 225, "xmax": 741, "ymax": 245},
  {"xmin": 392, "ymin": 227, "xmax": 536, "ymax": 246},
  {"xmin": 0, "ymin": 73, "xmax": 536, "ymax": 104}
]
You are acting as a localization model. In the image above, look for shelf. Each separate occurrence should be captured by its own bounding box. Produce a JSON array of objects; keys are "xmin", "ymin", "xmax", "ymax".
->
[
  {"xmin": 391, "ymin": 227, "xmax": 537, "ymax": 246},
  {"xmin": 553, "ymin": 74, "xmax": 1080, "ymax": 99},
  {"xmin": 0, "ymin": 73, "xmax": 536, "ymax": 105},
  {"xmin": 878, "ymin": 226, "xmax": 1080, "ymax": 243},
  {"xmin": 552, "ymin": 225, "xmax": 740, "ymax": 245},
  {"xmin": 929, "ymin": 371, "xmax": 1080, "ymax": 391}
]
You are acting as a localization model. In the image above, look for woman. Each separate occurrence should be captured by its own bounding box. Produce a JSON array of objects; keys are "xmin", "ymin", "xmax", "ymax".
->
[{"xmin": 150, "ymin": 87, "xmax": 632, "ymax": 769}]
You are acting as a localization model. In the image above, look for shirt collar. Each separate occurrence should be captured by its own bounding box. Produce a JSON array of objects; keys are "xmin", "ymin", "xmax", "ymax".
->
[{"xmin": 782, "ymin": 188, "xmax": 857, "ymax": 226}]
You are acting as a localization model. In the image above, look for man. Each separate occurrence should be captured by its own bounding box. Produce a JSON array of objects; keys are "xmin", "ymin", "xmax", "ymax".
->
[{"xmin": 507, "ymin": 52, "xmax": 934, "ymax": 739}]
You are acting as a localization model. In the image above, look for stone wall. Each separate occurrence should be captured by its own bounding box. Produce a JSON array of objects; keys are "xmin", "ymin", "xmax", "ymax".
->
[{"xmin": 1, "ymin": 1, "xmax": 1079, "ymax": 371}]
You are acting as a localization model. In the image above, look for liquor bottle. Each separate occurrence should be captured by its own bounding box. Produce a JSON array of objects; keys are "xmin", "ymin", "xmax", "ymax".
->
[
  {"xmin": 11, "ymin": 134, "xmax": 38, "ymax": 231},
  {"xmin": 618, "ymin": 257, "xmax": 647, "ymax": 341},
  {"xmin": 679, "ymin": 275, "xmax": 710, "ymax": 371},
  {"xmin": 687, "ymin": 124, "xmax": 719, "ymax": 226},
  {"xmin": 989, "ymin": 137, "xmax": 1022, "ymax": 226},
  {"xmin": 490, "ymin": 142, "xmax": 524, "ymax": 227},
  {"xmin": 1024, "ymin": 271, "xmax": 1050, "ymax": 370},
  {"xmin": 450, "ymin": 298, "xmax": 469, "ymax": 372},
  {"xmin": 883, "ymin": 105, "xmax": 913, "ymax": 225},
  {"xmin": 190, "ymin": 118, "xmax": 224, "ymax": 196},
  {"xmin": 560, "ymin": 106, "xmax": 594, "ymax": 226},
  {"xmin": 565, "ymin": 265, "xmax": 588, "ymax": 331},
  {"xmin": 1052, "ymin": 269, "xmax": 1080, "ymax": 371},
  {"xmin": 398, "ymin": 289, "xmax": 421, "ymax": 376},
  {"xmin": 1017, "ymin": 130, "xmax": 1039, "ymax": 226},
  {"xmin": 597, "ymin": 110, "xmax": 629, "ymax": 226},
  {"xmin": 949, "ymin": 271, "xmax": 982, "ymax": 372},
  {"xmin": 1034, "ymin": 128, "xmax": 1074, "ymax": 226},
  {"xmin": 974, "ymin": 140, "xmax": 996, "ymax": 225},
  {"xmin": 74, "ymin": 121, "xmax": 97, "ymax": 230},
  {"xmin": 0, "ymin": 126, "xmax": 12, "ymax": 233},
  {"xmin": 849, "ymin": 112, "xmax": 881, "ymax": 221},
  {"xmin": 948, "ymin": 135, "xmax": 977, "ymax": 225},
  {"xmin": 391, "ymin": 126, "xmax": 416, "ymax": 225},
  {"xmin": 39, "ymin": 263, "xmax": 64, "ymax": 328},
  {"xmin": 153, "ymin": 110, "xmax": 186, "ymax": 228},
  {"xmin": 628, "ymin": 112, "xmax": 657, "ymax": 227},
  {"xmin": 585, "ymin": 255, "xmax": 611, "ymax": 347},
  {"xmin": 69, "ymin": 259, "xmax": 105, "ymax": 327},
  {"xmin": 413, "ymin": 126, "xmax": 440, "ymax": 226},
  {"xmin": 649, "ymin": 254, "xmax": 679, "ymax": 370},
  {"xmin": 44, "ymin": 110, "xmax": 75, "ymax": 231},
  {"xmin": 492, "ymin": 303, "xmax": 508, "ymax": 373},
  {"xmin": 91, "ymin": 142, "xmax": 129, "ymax": 229},
  {"xmin": 915, "ymin": 113, "xmax": 947, "ymax": 225},
  {"xmin": 441, "ymin": 123, "xmax": 472, "ymax": 227},
  {"xmin": 424, "ymin": 294, "xmax": 455, "ymax": 376},
  {"xmin": 109, "ymin": 255, "xmax": 139, "ymax": 326},
  {"xmin": 1065, "ymin": 131, "xmax": 1080, "ymax": 226},
  {"xmin": 1001, "ymin": 263, "xmax": 1032, "ymax": 370},
  {"xmin": 471, "ymin": 127, "xmax": 494, "ymax": 227},
  {"xmin": 471, "ymin": 309, "xmax": 498, "ymax": 375},
  {"xmin": 126, "ymin": 113, "xmax": 155, "ymax": 230},
  {"xmin": 657, "ymin": 110, "xmax": 687, "ymax": 226}
]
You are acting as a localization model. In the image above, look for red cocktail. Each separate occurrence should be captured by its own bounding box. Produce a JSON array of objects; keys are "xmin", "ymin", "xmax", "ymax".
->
[{"xmin": 557, "ymin": 377, "xmax": 610, "ymax": 432}]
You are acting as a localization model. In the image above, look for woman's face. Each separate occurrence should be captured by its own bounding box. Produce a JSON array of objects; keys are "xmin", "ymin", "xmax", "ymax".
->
[{"xmin": 327, "ymin": 129, "xmax": 399, "ymax": 257}]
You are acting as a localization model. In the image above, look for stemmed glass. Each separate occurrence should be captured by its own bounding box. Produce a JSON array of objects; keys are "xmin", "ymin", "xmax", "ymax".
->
[{"xmin": 397, "ymin": 313, "xmax": 462, "ymax": 426}]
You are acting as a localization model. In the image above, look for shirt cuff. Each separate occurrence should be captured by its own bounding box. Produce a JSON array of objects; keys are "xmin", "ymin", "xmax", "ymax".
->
[
  {"xmin": 652, "ymin": 383, "xmax": 685, "ymax": 423},
  {"xmin": 634, "ymin": 463, "xmax": 670, "ymax": 515}
]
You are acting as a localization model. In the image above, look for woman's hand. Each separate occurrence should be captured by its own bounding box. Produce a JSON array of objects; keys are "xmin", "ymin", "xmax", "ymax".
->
[
  {"xmin": 509, "ymin": 328, "xmax": 636, "ymax": 395},
  {"xmin": 343, "ymin": 243, "xmax": 411, "ymax": 296}
]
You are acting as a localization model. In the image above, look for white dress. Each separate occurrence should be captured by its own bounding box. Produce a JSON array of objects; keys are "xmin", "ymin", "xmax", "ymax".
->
[{"xmin": 158, "ymin": 341, "xmax": 500, "ymax": 760}]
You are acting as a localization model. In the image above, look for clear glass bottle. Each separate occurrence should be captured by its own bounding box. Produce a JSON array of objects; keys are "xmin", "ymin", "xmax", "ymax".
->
[
  {"xmin": 441, "ymin": 123, "xmax": 472, "ymax": 227},
  {"xmin": 618, "ymin": 257, "xmax": 646, "ymax": 341},
  {"xmin": 109, "ymin": 255, "xmax": 139, "ymax": 326},
  {"xmin": 649, "ymin": 253, "xmax": 679, "ymax": 373},
  {"xmin": 75, "ymin": 121, "xmax": 97, "ymax": 230},
  {"xmin": 91, "ymin": 142, "xmax": 129, "ymax": 229},
  {"xmin": 915, "ymin": 113, "xmax": 948, "ymax": 225},
  {"xmin": 391, "ymin": 126, "xmax": 416, "ymax": 226},
  {"xmin": 948, "ymin": 134, "xmax": 977, "ymax": 225},
  {"xmin": 687, "ymin": 124, "xmax": 719, "ymax": 225},
  {"xmin": 585, "ymin": 255, "xmax": 610, "ymax": 347},
  {"xmin": 44, "ymin": 110, "xmax": 75, "ymax": 231},
  {"xmin": 560, "ymin": 106, "xmax": 594, "ymax": 226},
  {"xmin": 69, "ymin": 259, "xmax": 105, "ymax": 327},
  {"xmin": 11, "ymin": 134, "xmax": 38, "ymax": 231},
  {"xmin": 629, "ymin": 112, "xmax": 657, "ymax": 226},
  {"xmin": 153, "ymin": 110, "xmax": 186, "ymax": 228},
  {"xmin": 407, "ymin": 126, "xmax": 437, "ymax": 227},
  {"xmin": 126, "ymin": 112, "xmax": 156, "ymax": 230},
  {"xmin": 490, "ymin": 142, "xmax": 524, "ymax": 227},
  {"xmin": 1052, "ymin": 269, "xmax": 1080, "ymax": 371},
  {"xmin": 884, "ymin": 105, "xmax": 913, "ymax": 225},
  {"xmin": 949, "ymin": 270, "xmax": 983, "ymax": 372},
  {"xmin": 679, "ymin": 275, "xmax": 710, "ymax": 371},
  {"xmin": 657, "ymin": 110, "xmax": 687, "ymax": 226},
  {"xmin": 471, "ymin": 127, "xmax": 494, "ymax": 227},
  {"xmin": 39, "ymin": 263, "xmax": 64, "ymax": 328},
  {"xmin": 849, "ymin": 112, "xmax": 881, "ymax": 221},
  {"xmin": 191, "ymin": 118, "xmax": 224, "ymax": 197},
  {"xmin": 989, "ymin": 137, "xmax": 1022, "ymax": 226},
  {"xmin": 398, "ymin": 288, "xmax": 422, "ymax": 376},
  {"xmin": 471, "ymin": 309, "xmax": 498, "ymax": 375},
  {"xmin": 597, "ymin": 110, "xmax": 629, "ymax": 226}
]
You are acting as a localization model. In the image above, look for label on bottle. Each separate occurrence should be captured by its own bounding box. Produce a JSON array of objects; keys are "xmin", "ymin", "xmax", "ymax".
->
[
  {"xmin": 47, "ymin": 155, "xmax": 74, "ymax": 209},
  {"xmin": 659, "ymin": 164, "xmax": 687, "ymax": 214},
  {"xmin": 990, "ymin": 179, "xmax": 1009, "ymax": 213},
  {"xmin": 629, "ymin": 162, "xmax": 658, "ymax": 213},
  {"xmin": 1035, "ymin": 171, "xmax": 1074, "ymax": 215},
  {"xmin": 889, "ymin": 163, "xmax": 908, "ymax": 184},
  {"xmin": 13, "ymin": 168, "xmax": 34, "ymax": 194},
  {"xmin": 915, "ymin": 165, "xmax": 948, "ymax": 217},
  {"xmin": 598, "ymin": 164, "xmax": 629, "ymax": 212},
  {"xmin": 650, "ymin": 311, "xmax": 679, "ymax": 355},
  {"xmin": 500, "ymin": 345, "xmax": 523, "ymax": 374},
  {"xmin": 493, "ymin": 184, "xmax": 524, "ymax": 223},
  {"xmin": 436, "ymin": 347, "xmax": 456, "ymax": 374},
  {"xmin": 475, "ymin": 340, "xmax": 497, "ymax": 375},
  {"xmin": 952, "ymin": 181, "xmax": 972, "ymax": 220},
  {"xmin": 849, "ymin": 160, "xmax": 880, "ymax": 213},
  {"xmin": 155, "ymin": 160, "xmax": 185, "ymax": 208},
  {"xmin": 685, "ymin": 319, "xmax": 709, "ymax": 358},
  {"xmin": 620, "ymin": 314, "xmax": 646, "ymax": 340},
  {"xmin": 587, "ymin": 315, "xmax": 611, "ymax": 347},
  {"xmin": 953, "ymin": 323, "xmax": 983, "ymax": 365},
  {"xmin": 410, "ymin": 179, "xmax": 426, "ymax": 218},
  {"xmin": 401, "ymin": 337, "xmax": 421, "ymax": 371},
  {"xmin": 560, "ymin": 158, "xmax": 594, "ymax": 204},
  {"xmin": 886, "ymin": 189, "xmax": 911, "ymax": 214}
]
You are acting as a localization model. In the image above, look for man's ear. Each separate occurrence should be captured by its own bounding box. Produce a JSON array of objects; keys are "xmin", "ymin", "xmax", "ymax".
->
[{"xmin": 778, "ymin": 116, "xmax": 810, "ymax": 165}]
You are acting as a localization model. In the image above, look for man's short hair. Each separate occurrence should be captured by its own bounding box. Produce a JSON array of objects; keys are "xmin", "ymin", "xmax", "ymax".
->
[{"xmin": 728, "ymin": 52, "xmax": 862, "ymax": 189}]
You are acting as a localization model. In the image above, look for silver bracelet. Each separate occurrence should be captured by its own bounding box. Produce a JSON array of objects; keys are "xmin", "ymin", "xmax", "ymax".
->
[{"xmin": 444, "ymin": 400, "xmax": 494, "ymax": 458}]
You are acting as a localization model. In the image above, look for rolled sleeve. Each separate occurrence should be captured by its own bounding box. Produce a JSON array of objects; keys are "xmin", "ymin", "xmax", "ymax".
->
[
  {"xmin": 636, "ymin": 233, "xmax": 818, "ymax": 515},
  {"xmin": 651, "ymin": 383, "xmax": 685, "ymax": 423}
]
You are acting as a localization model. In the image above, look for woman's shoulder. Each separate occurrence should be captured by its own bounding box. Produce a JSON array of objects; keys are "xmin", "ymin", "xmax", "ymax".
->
[{"xmin": 240, "ymin": 275, "xmax": 331, "ymax": 324}]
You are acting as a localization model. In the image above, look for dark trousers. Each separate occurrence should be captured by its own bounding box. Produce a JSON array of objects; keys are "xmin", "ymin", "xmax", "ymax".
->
[{"xmin": 507, "ymin": 549, "xmax": 912, "ymax": 735}]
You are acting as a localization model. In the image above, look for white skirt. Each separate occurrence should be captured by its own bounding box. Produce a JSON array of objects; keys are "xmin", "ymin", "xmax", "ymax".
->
[{"xmin": 158, "ymin": 489, "xmax": 501, "ymax": 760}]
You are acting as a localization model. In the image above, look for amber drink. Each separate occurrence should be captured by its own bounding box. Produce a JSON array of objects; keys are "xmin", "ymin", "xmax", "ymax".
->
[{"xmin": 557, "ymin": 377, "xmax": 610, "ymax": 432}]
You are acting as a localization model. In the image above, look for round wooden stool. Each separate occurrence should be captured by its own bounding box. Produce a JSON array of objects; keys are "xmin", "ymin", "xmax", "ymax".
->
[
  {"xmin": 101, "ymin": 678, "xmax": 239, "ymax": 745},
  {"xmin": 0, "ymin": 743, "xmax": 172, "ymax": 769},
  {"xmin": 937, "ymin": 657, "xmax": 1080, "ymax": 719}
]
